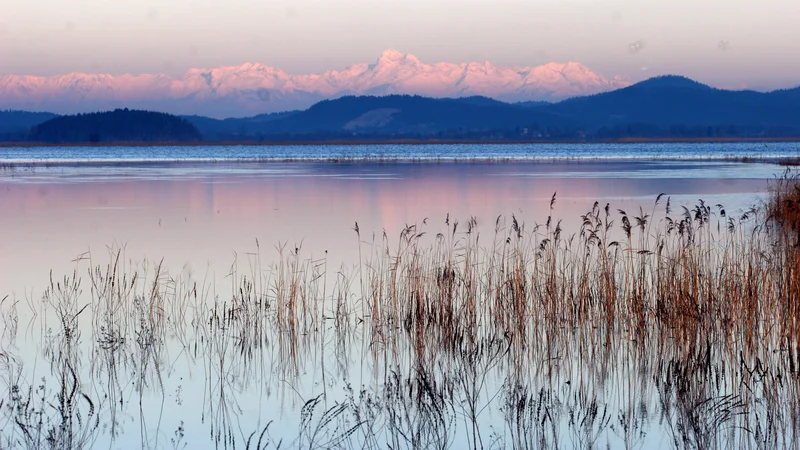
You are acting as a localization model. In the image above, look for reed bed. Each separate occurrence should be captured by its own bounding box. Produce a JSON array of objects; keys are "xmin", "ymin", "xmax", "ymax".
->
[
  {"xmin": 769, "ymin": 169, "xmax": 800, "ymax": 232},
  {"xmin": 1, "ymin": 171, "xmax": 800, "ymax": 449}
]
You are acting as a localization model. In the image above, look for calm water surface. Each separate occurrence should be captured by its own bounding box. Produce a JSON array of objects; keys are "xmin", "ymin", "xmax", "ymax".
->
[{"xmin": 0, "ymin": 144, "xmax": 794, "ymax": 449}]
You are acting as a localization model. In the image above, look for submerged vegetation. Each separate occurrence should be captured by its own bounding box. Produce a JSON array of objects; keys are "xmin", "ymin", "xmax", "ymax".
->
[{"xmin": 1, "ymin": 171, "xmax": 800, "ymax": 449}]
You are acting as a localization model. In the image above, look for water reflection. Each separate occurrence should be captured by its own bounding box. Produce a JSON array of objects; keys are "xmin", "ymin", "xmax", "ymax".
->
[
  {"xmin": 0, "ymin": 161, "xmax": 791, "ymax": 449},
  {"xmin": 0, "ymin": 161, "xmax": 771, "ymax": 295}
]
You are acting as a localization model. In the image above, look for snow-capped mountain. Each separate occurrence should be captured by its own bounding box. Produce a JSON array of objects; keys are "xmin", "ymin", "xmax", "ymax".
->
[{"xmin": 0, "ymin": 49, "xmax": 630, "ymax": 118}]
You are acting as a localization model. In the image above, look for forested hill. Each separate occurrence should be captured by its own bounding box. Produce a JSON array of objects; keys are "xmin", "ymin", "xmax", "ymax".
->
[
  {"xmin": 0, "ymin": 110, "xmax": 59, "ymax": 140},
  {"xmin": 188, "ymin": 78, "xmax": 800, "ymax": 140},
  {"xmin": 28, "ymin": 109, "xmax": 202, "ymax": 143},
  {"xmin": 255, "ymin": 95, "xmax": 569, "ymax": 134},
  {"xmin": 547, "ymin": 76, "xmax": 800, "ymax": 138}
]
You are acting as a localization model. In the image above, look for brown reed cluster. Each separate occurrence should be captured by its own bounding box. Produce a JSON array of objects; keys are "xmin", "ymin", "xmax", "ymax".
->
[{"xmin": 769, "ymin": 169, "xmax": 800, "ymax": 237}]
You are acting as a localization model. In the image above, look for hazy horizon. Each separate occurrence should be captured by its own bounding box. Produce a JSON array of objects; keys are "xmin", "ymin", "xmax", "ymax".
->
[{"xmin": 2, "ymin": 0, "xmax": 800, "ymax": 90}]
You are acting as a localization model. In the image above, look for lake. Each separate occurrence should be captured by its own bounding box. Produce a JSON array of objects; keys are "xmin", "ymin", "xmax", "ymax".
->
[{"xmin": 1, "ymin": 143, "xmax": 798, "ymax": 449}]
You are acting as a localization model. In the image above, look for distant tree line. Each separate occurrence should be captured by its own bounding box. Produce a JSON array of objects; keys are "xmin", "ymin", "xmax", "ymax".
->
[
  {"xmin": 194, "ymin": 123, "xmax": 800, "ymax": 143},
  {"xmin": 28, "ymin": 109, "xmax": 202, "ymax": 143},
  {"xmin": 593, "ymin": 123, "xmax": 800, "ymax": 139}
]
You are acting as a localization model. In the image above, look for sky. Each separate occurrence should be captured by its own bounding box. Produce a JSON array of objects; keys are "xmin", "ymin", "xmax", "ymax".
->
[{"xmin": 1, "ymin": 0, "xmax": 799, "ymax": 89}]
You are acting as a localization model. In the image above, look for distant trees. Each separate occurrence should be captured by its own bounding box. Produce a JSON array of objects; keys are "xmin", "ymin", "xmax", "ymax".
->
[
  {"xmin": 28, "ymin": 109, "xmax": 202, "ymax": 143},
  {"xmin": 0, "ymin": 110, "xmax": 59, "ymax": 138},
  {"xmin": 594, "ymin": 123, "xmax": 800, "ymax": 139}
]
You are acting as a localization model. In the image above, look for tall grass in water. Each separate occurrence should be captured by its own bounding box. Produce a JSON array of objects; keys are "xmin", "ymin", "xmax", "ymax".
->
[
  {"xmin": 348, "ymin": 171, "xmax": 800, "ymax": 448},
  {"xmin": 2, "ymin": 171, "xmax": 800, "ymax": 449},
  {"xmin": 769, "ymin": 169, "xmax": 800, "ymax": 235},
  {"xmin": 3, "ymin": 274, "xmax": 100, "ymax": 450},
  {"xmin": 767, "ymin": 169, "xmax": 800, "ymax": 370}
]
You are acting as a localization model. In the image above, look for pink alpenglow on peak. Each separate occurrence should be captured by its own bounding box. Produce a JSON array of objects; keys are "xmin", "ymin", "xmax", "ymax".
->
[{"xmin": 0, "ymin": 50, "xmax": 630, "ymax": 118}]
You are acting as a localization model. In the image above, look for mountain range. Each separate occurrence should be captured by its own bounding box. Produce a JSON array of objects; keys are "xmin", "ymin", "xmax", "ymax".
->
[
  {"xmin": 0, "ymin": 50, "xmax": 630, "ymax": 118},
  {"xmin": 181, "ymin": 95, "xmax": 571, "ymax": 140},
  {"xmin": 4, "ymin": 75, "xmax": 800, "ymax": 143},
  {"xmin": 175, "ymin": 76, "xmax": 800, "ymax": 140}
]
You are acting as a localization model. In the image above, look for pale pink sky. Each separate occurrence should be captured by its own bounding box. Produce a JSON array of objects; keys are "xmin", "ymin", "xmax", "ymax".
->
[{"xmin": 1, "ymin": 0, "xmax": 799, "ymax": 89}]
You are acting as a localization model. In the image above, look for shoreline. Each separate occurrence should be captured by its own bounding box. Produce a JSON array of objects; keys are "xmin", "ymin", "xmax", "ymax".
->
[
  {"xmin": 3, "ymin": 136, "xmax": 800, "ymax": 148},
  {"xmin": 1, "ymin": 155, "xmax": 798, "ymax": 168}
]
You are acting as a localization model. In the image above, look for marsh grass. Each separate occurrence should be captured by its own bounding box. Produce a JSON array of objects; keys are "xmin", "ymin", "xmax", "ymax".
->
[
  {"xmin": 2, "ymin": 275, "xmax": 100, "ymax": 450},
  {"xmin": 769, "ymin": 169, "xmax": 800, "ymax": 234},
  {"xmin": 2, "ymin": 171, "xmax": 800, "ymax": 449}
]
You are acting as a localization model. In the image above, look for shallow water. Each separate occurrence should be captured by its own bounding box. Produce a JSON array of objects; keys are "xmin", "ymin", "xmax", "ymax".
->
[
  {"xmin": 0, "ymin": 158, "xmax": 777, "ymax": 296},
  {"xmin": 0, "ymin": 146, "xmax": 795, "ymax": 449}
]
